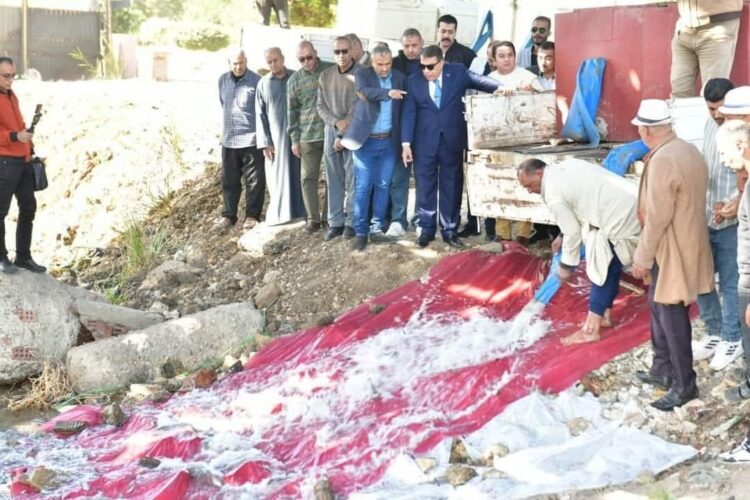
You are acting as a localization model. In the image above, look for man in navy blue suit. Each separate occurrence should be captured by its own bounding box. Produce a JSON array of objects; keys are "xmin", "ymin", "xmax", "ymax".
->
[
  {"xmin": 401, "ymin": 45, "xmax": 500, "ymax": 248},
  {"xmin": 343, "ymin": 44, "xmax": 407, "ymax": 251}
]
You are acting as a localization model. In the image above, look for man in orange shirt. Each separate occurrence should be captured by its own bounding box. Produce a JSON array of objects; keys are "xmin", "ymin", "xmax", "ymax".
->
[{"xmin": 0, "ymin": 56, "xmax": 45, "ymax": 274}]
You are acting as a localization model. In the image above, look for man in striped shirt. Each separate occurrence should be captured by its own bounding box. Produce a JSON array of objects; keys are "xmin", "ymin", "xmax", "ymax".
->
[
  {"xmin": 216, "ymin": 48, "xmax": 265, "ymax": 231},
  {"xmin": 693, "ymin": 78, "xmax": 743, "ymax": 370}
]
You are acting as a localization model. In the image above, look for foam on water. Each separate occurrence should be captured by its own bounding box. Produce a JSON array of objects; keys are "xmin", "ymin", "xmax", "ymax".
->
[{"xmin": 0, "ymin": 307, "xmax": 552, "ymax": 497}]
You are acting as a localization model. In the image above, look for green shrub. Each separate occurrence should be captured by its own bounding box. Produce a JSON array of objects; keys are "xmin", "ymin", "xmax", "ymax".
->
[{"xmin": 175, "ymin": 23, "xmax": 230, "ymax": 51}]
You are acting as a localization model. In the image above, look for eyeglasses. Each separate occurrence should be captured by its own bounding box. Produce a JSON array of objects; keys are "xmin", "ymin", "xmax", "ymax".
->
[
  {"xmin": 333, "ymin": 49, "xmax": 349, "ymax": 55},
  {"xmin": 419, "ymin": 63, "xmax": 438, "ymax": 71},
  {"xmin": 298, "ymin": 55, "xmax": 314, "ymax": 63},
  {"xmin": 0, "ymin": 73, "xmax": 16, "ymax": 79},
  {"xmin": 531, "ymin": 27, "xmax": 548, "ymax": 34}
]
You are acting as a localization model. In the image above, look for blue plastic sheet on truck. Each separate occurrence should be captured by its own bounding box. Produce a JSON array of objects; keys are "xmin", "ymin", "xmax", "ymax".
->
[
  {"xmin": 561, "ymin": 58, "xmax": 606, "ymax": 146},
  {"xmin": 603, "ymin": 140, "xmax": 650, "ymax": 176}
]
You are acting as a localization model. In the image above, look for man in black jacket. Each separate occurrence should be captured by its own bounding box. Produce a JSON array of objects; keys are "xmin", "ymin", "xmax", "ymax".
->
[
  {"xmin": 393, "ymin": 28, "xmax": 423, "ymax": 77},
  {"xmin": 438, "ymin": 14, "xmax": 476, "ymax": 68}
]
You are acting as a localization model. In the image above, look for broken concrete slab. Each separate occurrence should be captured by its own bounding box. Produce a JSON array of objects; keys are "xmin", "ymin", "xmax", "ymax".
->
[
  {"xmin": 74, "ymin": 299, "xmax": 165, "ymax": 340},
  {"xmin": 0, "ymin": 272, "xmax": 81, "ymax": 383},
  {"xmin": 66, "ymin": 303, "xmax": 264, "ymax": 393}
]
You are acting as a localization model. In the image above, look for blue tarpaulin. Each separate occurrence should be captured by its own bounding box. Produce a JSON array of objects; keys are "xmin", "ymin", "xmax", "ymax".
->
[
  {"xmin": 602, "ymin": 140, "xmax": 650, "ymax": 177},
  {"xmin": 561, "ymin": 58, "xmax": 607, "ymax": 146}
]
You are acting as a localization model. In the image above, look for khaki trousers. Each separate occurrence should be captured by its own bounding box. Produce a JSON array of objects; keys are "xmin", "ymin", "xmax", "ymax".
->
[
  {"xmin": 496, "ymin": 219, "xmax": 533, "ymax": 240},
  {"xmin": 300, "ymin": 141, "xmax": 327, "ymax": 224},
  {"xmin": 670, "ymin": 18, "xmax": 739, "ymax": 98}
]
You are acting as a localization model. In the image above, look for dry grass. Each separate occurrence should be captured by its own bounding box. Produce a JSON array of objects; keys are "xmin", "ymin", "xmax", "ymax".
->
[{"xmin": 7, "ymin": 362, "xmax": 74, "ymax": 412}]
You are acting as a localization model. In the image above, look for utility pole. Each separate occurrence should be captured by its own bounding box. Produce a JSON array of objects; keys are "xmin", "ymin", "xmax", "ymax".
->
[
  {"xmin": 101, "ymin": 0, "xmax": 112, "ymax": 78},
  {"xmin": 104, "ymin": 0, "xmax": 112, "ymax": 48},
  {"xmin": 21, "ymin": 0, "xmax": 28, "ymax": 75}
]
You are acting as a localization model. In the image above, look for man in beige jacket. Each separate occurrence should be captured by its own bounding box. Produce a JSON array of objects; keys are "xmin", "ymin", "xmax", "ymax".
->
[
  {"xmin": 517, "ymin": 158, "xmax": 641, "ymax": 345},
  {"xmin": 671, "ymin": 0, "xmax": 742, "ymax": 97},
  {"xmin": 630, "ymin": 99, "xmax": 715, "ymax": 411}
]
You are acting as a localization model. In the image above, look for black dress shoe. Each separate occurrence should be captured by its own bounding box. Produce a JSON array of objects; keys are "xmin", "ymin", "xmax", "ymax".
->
[
  {"xmin": 417, "ymin": 234, "xmax": 433, "ymax": 248},
  {"xmin": 325, "ymin": 226, "xmax": 344, "ymax": 241},
  {"xmin": 343, "ymin": 226, "xmax": 356, "ymax": 239},
  {"xmin": 444, "ymin": 235, "xmax": 465, "ymax": 248},
  {"xmin": 352, "ymin": 236, "xmax": 367, "ymax": 251},
  {"xmin": 0, "ymin": 257, "xmax": 18, "ymax": 274},
  {"xmin": 13, "ymin": 257, "xmax": 46, "ymax": 273},
  {"xmin": 635, "ymin": 370, "xmax": 672, "ymax": 389},
  {"xmin": 650, "ymin": 388, "xmax": 698, "ymax": 412},
  {"xmin": 457, "ymin": 224, "xmax": 480, "ymax": 238}
]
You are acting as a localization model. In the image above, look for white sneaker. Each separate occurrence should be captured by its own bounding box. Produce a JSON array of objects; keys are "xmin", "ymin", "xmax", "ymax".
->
[
  {"xmin": 386, "ymin": 223, "xmax": 406, "ymax": 238},
  {"xmin": 692, "ymin": 336, "xmax": 720, "ymax": 361},
  {"xmin": 720, "ymin": 438, "xmax": 750, "ymax": 463},
  {"xmin": 709, "ymin": 340, "xmax": 744, "ymax": 371}
]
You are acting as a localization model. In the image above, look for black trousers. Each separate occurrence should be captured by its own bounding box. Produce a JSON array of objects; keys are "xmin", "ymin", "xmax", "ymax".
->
[
  {"xmin": 648, "ymin": 264, "xmax": 697, "ymax": 397},
  {"xmin": 221, "ymin": 146, "xmax": 265, "ymax": 224},
  {"xmin": 0, "ymin": 157, "xmax": 36, "ymax": 260}
]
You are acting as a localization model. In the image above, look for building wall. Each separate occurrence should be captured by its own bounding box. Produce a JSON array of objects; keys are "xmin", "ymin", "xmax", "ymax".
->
[{"xmin": 0, "ymin": 0, "xmax": 98, "ymax": 11}]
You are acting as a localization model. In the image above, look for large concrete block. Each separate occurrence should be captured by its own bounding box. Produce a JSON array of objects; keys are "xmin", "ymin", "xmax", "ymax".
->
[
  {"xmin": 0, "ymin": 273, "xmax": 81, "ymax": 383},
  {"xmin": 66, "ymin": 303, "xmax": 264, "ymax": 393}
]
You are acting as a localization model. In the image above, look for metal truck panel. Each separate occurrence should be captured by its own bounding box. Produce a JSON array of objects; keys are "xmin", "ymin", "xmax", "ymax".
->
[
  {"xmin": 465, "ymin": 91, "xmax": 557, "ymax": 150},
  {"xmin": 465, "ymin": 145, "xmax": 638, "ymax": 223}
]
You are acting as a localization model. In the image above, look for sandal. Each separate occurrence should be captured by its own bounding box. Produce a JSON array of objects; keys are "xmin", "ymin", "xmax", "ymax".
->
[{"xmin": 725, "ymin": 379, "xmax": 750, "ymax": 402}]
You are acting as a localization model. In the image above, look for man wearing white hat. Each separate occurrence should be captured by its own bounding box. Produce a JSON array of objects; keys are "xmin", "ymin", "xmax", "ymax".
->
[{"xmin": 630, "ymin": 99, "xmax": 715, "ymax": 411}]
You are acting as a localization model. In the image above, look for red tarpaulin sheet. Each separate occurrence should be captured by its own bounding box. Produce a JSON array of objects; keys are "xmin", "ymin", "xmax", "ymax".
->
[{"xmin": 10, "ymin": 247, "xmax": 651, "ymax": 499}]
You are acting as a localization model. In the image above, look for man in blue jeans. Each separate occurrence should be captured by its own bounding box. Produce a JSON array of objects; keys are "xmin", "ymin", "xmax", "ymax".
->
[
  {"xmin": 693, "ymin": 78, "xmax": 743, "ymax": 371},
  {"xmin": 343, "ymin": 44, "xmax": 406, "ymax": 251}
]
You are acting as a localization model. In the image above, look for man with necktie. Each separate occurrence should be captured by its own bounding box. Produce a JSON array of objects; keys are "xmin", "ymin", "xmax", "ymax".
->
[{"xmin": 401, "ymin": 45, "xmax": 500, "ymax": 248}]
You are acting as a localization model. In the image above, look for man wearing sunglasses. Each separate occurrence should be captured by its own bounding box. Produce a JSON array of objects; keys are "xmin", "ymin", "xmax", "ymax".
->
[
  {"xmin": 401, "ymin": 45, "xmax": 500, "ymax": 249},
  {"xmin": 287, "ymin": 41, "xmax": 333, "ymax": 233},
  {"xmin": 0, "ymin": 56, "xmax": 45, "ymax": 273},
  {"xmin": 317, "ymin": 36, "xmax": 362, "ymax": 241},
  {"xmin": 517, "ymin": 16, "xmax": 552, "ymax": 74}
]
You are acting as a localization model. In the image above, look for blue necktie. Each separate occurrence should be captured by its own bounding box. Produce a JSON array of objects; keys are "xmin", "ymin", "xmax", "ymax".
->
[{"xmin": 433, "ymin": 80, "xmax": 442, "ymax": 108}]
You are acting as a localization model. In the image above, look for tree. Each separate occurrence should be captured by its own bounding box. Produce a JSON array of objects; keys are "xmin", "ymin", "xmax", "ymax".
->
[
  {"xmin": 289, "ymin": 0, "xmax": 337, "ymax": 28},
  {"xmin": 112, "ymin": 0, "xmax": 185, "ymax": 33}
]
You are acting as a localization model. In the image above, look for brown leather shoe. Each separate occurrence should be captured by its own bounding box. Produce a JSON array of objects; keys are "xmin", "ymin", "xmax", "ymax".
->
[
  {"xmin": 243, "ymin": 217, "xmax": 258, "ymax": 230},
  {"xmin": 304, "ymin": 221, "xmax": 321, "ymax": 233}
]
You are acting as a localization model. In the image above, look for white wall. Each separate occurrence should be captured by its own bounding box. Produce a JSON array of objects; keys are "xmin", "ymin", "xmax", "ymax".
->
[
  {"xmin": 336, "ymin": 0, "xmax": 479, "ymax": 47},
  {"xmin": 477, "ymin": 0, "xmax": 675, "ymax": 48},
  {"xmin": 0, "ymin": 0, "xmax": 98, "ymax": 11}
]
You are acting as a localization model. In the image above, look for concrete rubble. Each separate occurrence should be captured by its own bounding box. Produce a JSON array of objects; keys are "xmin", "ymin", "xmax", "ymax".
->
[
  {"xmin": 66, "ymin": 302, "xmax": 264, "ymax": 393},
  {"xmin": 0, "ymin": 272, "xmax": 164, "ymax": 384}
]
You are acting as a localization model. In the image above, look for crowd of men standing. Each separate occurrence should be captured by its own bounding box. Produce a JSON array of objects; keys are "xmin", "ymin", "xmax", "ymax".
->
[
  {"xmin": 212, "ymin": 0, "xmax": 750, "ymax": 463},
  {"xmin": 217, "ymin": 15, "xmax": 555, "ymax": 251},
  {"xmin": 214, "ymin": 14, "xmax": 556, "ymax": 250}
]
